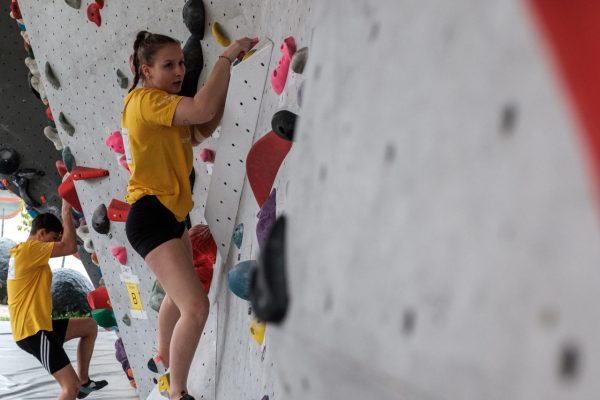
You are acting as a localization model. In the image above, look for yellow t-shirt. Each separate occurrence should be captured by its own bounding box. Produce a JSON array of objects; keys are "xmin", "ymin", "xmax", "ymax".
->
[
  {"xmin": 122, "ymin": 87, "xmax": 194, "ymax": 222},
  {"xmin": 7, "ymin": 240, "xmax": 55, "ymax": 341}
]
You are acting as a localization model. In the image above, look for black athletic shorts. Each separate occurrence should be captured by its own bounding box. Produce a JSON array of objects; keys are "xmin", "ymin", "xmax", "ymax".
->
[
  {"xmin": 126, "ymin": 195, "xmax": 186, "ymax": 259},
  {"xmin": 16, "ymin": 319, "xmax": 70, "ymax": 374}
]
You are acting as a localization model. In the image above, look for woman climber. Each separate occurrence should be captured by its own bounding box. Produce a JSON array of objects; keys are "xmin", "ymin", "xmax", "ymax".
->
[{"xmin": 122, "ymin": 31, "xmax": 253, "ymax": 400}]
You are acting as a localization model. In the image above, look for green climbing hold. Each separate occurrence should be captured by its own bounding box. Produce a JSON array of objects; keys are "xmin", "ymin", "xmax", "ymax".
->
[
  {"xmin": 116, "ymin": 69, "xmax": 128, "ymax": 89},
  {"xmin": 232, "ymin": 223, "xmax": 244, "ymax": 249},
  {"xmin": 91, "ymin": 308, "xmax": 117, "ymax": 328},
  {"xmin": 45, "ymin": 62, "xmax": 60, "ymax": 89},
  {"xmin": 62, "ymin": 146, "xmax": 76, "ymax": 172},
  {"xmin": 64, "ymin": 0, "xmax": 81, "ymax": 9},
  {"xmin": 58, "ymin": 112, "xmax": 75, "ymax": 136}
]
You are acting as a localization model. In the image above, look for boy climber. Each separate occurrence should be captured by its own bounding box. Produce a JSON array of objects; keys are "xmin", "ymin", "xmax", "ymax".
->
[{"xmin": 7, "ymin": 200, "xmax": 108, "ymax": 400}]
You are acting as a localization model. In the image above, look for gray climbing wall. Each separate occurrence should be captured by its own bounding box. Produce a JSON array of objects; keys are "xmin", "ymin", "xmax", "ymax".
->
[
  {"xmin": 276, "ymin": 0, "xmax": 600, "ymax": 399},
  {"xmin": 15, "ymin": 0, "xmax": 311, "ymax": 399}
]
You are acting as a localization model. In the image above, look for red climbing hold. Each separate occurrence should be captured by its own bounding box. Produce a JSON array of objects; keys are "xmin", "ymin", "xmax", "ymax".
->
[
  {"xmin": 10, "ymin": 0, "xmax": 22, "ymax": 20},
  {"xmin": 55, "ymin": 160, "xmax": 67, "ymax": 177},
  {"xmin": 46, "ymin": 107, "xmax": 54, "ymax": 121},
  {"xmin": 107, "ymin": 199, "xmax": 130, "ymax": 222},
  {"xmin": 111, "ymin": 246, "xmax": 127, "ymax": 265},
  {"xmin": 246, "ymin": 131, "xmax": 293, "ymax": 207},
  {"xmin": 199, "ymin": 148, "xmax": 215, "ymax": 163},
  {"xmin": 271, "ymin": 37, "xmax": 296, "ymax": 95},
  {"xmin": 71, "ymin": 166, "xmax": 109, "ymax": 180},
  {"xmin": 189, "ymin": 224, "xmax": 217, "ymax": 293},
  {"xmin": 95, "ymin": 0, "xmax": 104, "ymax": 9},
  {"xmin": 87, "ymin": 3, "xmax": 101, "ymax": 27},
  {"xmin": 58, "ymin": 174, "xmax": 83, "ymax": 212},
  {"xmin": 87, "ymin": 287, "xmax": 111, "ymax": 310}
]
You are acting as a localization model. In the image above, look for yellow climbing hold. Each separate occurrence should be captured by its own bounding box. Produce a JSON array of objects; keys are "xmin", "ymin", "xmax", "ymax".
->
[
  {"xmin": 242, "ymin": 49, "xmax": 257, "ymax": 61},
  {"xmin": 157, "ymin": 373, "xmax": 170, "ymax": 397},
  {"xmin": 212, "ymin": 22, "xmax": 231, "ymax": 47},
  {"xmin": 250, "ymin": 319, "xmax": 266, "ymax": 345}
]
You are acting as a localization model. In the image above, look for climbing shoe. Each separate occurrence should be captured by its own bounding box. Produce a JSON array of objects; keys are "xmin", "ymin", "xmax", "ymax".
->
[{"xmin": 77, "ymin": 379, "xmax": 108, "ymax": 399}]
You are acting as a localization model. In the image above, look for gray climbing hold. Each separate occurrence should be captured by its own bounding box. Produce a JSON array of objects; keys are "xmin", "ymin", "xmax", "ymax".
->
[
  {"xmin": 116, "ymin": 69, "xmax": 128, "ymax": 89},
  {"xmin": 64, "ymin": 0, "xmax": 81, "ymax": 9},
  {"xmin": 122, "ymin": 314, "xmax": 131, "ymax": 326},
  {"xmin": 92, "ymin": 204, "xmax": 110, "ymax": 234},
  {"xmin": 232, "ymin": 223, "xmax": 244, "ymax": 249},
  {"xmin": 43, "ymin": 126, "xmax": 63, "ymax": 150},
  {"xmin": 58, "ymin": 112, "xmax": 75, "ymax": 136},
  {"xmin": 62, "ymin": 146, "xmax": 76, "ymax": 172},
  {"xmin": 149, "ymin": 280, "xmax": 165, "ymax": 312},
  {"xmin": 45, "ymin": 62, "xmax": 60, "ymax": 89},
  {"xmin": 291, "ymin": 47, "xmax": 308, "ymax": 74}
]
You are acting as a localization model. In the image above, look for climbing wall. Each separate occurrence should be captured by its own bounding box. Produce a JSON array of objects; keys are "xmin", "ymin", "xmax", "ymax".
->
[
  {"xmin": 275, "ymin": 0, "xmax": 600, "ymax": 399},
  {"xmin": 14, "ymin": 0, "xmax": 311, "ymax": 399}
]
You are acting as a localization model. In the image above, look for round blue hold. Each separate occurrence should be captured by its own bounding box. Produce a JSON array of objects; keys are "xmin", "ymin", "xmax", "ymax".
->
[{"xmin": 228, "ymin": 260, "xmax": 257, "ymax": 301}]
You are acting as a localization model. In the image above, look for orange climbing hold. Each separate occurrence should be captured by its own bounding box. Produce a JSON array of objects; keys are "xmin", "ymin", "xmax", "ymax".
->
[
  {"xmin": 70, "ymin": 166, "xmax": 109, "ymax": 180},
  {"xmin": 87, "ymin": 287, "xmax": 111, "ymax": 310},
  {"xmin": 107, "ymin": 199, "xmax": 130, "ymax": 222}
]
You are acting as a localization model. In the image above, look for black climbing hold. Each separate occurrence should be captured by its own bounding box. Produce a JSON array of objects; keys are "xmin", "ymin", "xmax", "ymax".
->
[
  {"xmin": 116, "ymin": 69, "xmax": 129, "ymax": 89},
  {"xmin": 180, "ymin": 34, "xmax": 204, "ymax": 97},
  {"xmin": 92, "ymin": 204, "xmax": 110, "ymax": 234},
  {"xmin": 64, "ymin": 0, "xmax": 81, "ymax": 9},
  {"xmin": 182, "ymin": 0, "xmax": 206, "ymax": 38},
  {"xmin": 271, "ymin": 110, "xmax": 298, "ymax": 142},
  {"xmin": 0, "ymin": 148, "xmax": 20, "ymax": 175},
  {"xmin": 58, "ymin": 112, "xmax": 75, "ymax": 136},
  {"xmin": 45, "ymin": 62, "xmax": 61, "ymax": 90},
  {"xmin": 250, "ymin": 215, "xmax": 289, "ymax": 323}
]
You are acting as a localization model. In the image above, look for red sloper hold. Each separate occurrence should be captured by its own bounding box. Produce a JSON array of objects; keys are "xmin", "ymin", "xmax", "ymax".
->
[
  {"xmin": 189, "ymin": 225, "xmax": 217, "ymax": 293},
  {"xmin": 87, "ymin": 287, "xmax": 111, "ymax": 310},
  {"xmin": 46, "ymin": 107, "xmax": 54, "ymax": 121},
  {"xmin": 56, "ymin": 160, "xmax": 67, "ymax": 177},
  {"xmin": 87, "ymin": 3, "xmax": 101, "ymax": 27},
  {"xmin": 70, "ymin": 166, "xmax": 110, "ymax": 180},
  {"xmin": 527, "ymin": 1, "xmax": 600, "ymax": 205},
  {"xmin": 58, "ymin": 174, "xmax": 83, "ymax": 212},
  {"xmin": 95, "ymin": 0, "xmax": 104, "ymax": 9},
  {"xmin": 107, "ymin": 199, "xmax": 130, "ymax": 222}
]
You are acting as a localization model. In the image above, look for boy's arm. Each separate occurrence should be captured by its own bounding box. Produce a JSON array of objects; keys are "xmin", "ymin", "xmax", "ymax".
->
[{"xmin": 51, "ymin": 200, "xmax": 78, "ymax": 258}]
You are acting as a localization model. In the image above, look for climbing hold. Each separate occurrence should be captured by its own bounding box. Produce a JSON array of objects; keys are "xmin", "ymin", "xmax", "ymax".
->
[
  {"xmin": 211, "ymin": 22, "xmax": 231, "ymax": 47},
  {"xmin": 121, "ymin": 314, "xmax": 131, "ymax": 326},
  {"xmin": 189, "ymin": 224, "xmax": 217, "ymax": 293},
  {"xmin": 228, "ymin": 260, "xmax": 258, "ymax": 301},
  {"xmin": 105, "ymin": 130, "xmax": 125, "ymax": 154},
  {"xmin": 256, "ymin": 188, "xmax": 276, "ymax": 250},
  {"xmin": 111, "ymin": 246, "xmax": 127, "ymax": 265},
  {"xmin": 91, "ymin": 308, "xmax": 117, "ymax": 328},
  {"xmin": 83, "ymin": 237, "xmax": 95, "ymax": 253},
  {"xmin": 10, "ymin": 0, "xmax": 22, "ymax": 19},
  {"xmin": 95, "ymin": 0, "xmax": 104, "ymax": 9},
  {"xmin": 92, "ymin": 203, "xmax": 110, "ymax": 234},
  {"xmin": 91, "ymin": 252, "xmax": 99, "ymax": 265},
  {"xmin": 46, "ymin": 106, "xmax": 54, "ymax": 121},
  {"xmin": 55, "ymin": 160, "xmax": 67, "ymax": 177},
  {"xmin": 182, "ymin": 0, "xmax": 206, "ymax": 38},
  {"xmin": 249, "ymin": 319, "xmax": 266, "ymax": 345},
  {"xmin": 58, "ymin": 174, "xmax": 83, "ymax": 212},
  {"xmin": 87, "ymin": 3, "xmax": 101, "ymax": 27},
  {"xmin": 242, "ymin": 49, "xmax": 257, "ymax": 61},
  {"xmin": 271, "ymin": 37, "xmax": 296, "ymax": 95},
  {"xmin": 24, "ymin": 57, "xmax": 39, "ymax": 76},
  {"xmin": 0, "ymin": 148, "xmax": 20, "ymax": 175},
  {"xmin": 43, "ymin": 127, "xmax": 63, "ymax": 150},
  {"xmin": 199, "ymin": 148, "xmax": 215, "ymax": 163},
  {"xmin": 232, "ymin": 223, "xmax": 244, "ymax": 249},
  {"xmin": 291, "ymin": 47, "xmax": 309, "ymax": 74},
  {"xmin": 64, "ymin": 0, "xmax": 81, "ymax": 9},
  {"xmin": 181, "ymin": 35, "xmax": 204, "ymax": 97},
  {"xmin": 76, "ymin": 224, "xmax": 90, "ymax": 242},
  {"xmin": 118, "ymin": 155, "xmax": 130, "ymax": 173},
  {"xmin": 20, "ymin": 31, "xmax": 29, "ymax": 46},
  {"xmin": 107, "ymin": 199, "xmax": 130, "ymax": 222},
  {"xmin": 29, "ymin": 73, "xmax": 47, "ymax": 101},
  {"xmin": 246, "ymin": 131, "xmax": 292, "ymax": 207},
  {"xmin": 251, "ymin": 215, "xmax": 289, "ymax": 323},
  {"xmin": 271, "ymin": 110, "xmax": 298, "ymax": 141},
  {"xmin": 62, "ymin": 147, "xmax": 76, "ymax": 172},
  {"xmin": 297, "ymin": 80, "xmax": 305, "ymax": 107},
  {"xmin": 70, "ymin": 166, "xmax": 109, "ymax": 180},
  {"xmin": 149, "ymin": 280, "xmax": 165, "ymax": 312},
  {"xmin": 116, "ymin": 69, "xmax": 128, "ymax": 89},
  {"xmin": 58, "ymin": 112, "xmax": 75, "ymax": 136},
  {"xmin": 87, "ymin": 287, "xmax": 111, "ymax": 310},
  {"xmin": 44, "ymin": 62, "xmax": 61, "ymax": 90},
  {"xmin": 17, "ymin": 20, "xmax": 26, "ymax": 32}
]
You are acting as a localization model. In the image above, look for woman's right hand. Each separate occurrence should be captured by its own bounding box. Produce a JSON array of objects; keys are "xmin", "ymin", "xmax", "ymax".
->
[{"xmin": 221, "ymin": 37, "xmax": 255, "ymax": 62}]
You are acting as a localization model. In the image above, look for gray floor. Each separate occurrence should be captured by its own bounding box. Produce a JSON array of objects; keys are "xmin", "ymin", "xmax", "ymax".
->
[{"xmin": 0, "ymin": 321, "xmax": 139, "ymax": 399}]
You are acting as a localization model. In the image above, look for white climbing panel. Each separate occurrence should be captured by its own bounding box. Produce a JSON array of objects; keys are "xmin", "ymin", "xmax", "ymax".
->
[{"xmin": 204, "ymin": 39, "xmax": 274, "ymax": 259}]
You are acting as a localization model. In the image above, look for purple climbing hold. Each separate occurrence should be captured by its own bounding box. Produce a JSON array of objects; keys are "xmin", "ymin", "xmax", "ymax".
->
[{"xmin": 256, "ymin": 188, "xmax": 276, "ymax": 250}]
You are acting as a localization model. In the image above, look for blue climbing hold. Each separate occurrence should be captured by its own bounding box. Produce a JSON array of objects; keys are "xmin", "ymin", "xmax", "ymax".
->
[
  {"xmin": 228, "ymin": 260, "xmax": 257, "ymax": 301},
  {"xmin": 232, "ymin": 223, "xmax": 244, "ymax": 249}
]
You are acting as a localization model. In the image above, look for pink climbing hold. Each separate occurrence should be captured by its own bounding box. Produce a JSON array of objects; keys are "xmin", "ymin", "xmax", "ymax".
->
[
  {"xmin": 111, "ymin": 246, "xmax": 127, "ymax": 265},
  {"xmin": 105, "ymin": 130, "xmax": 124, "ymax": 154},
  {"xmin": 271, "ymin": 37, "xmax": 296, "ymax": 95},
  {"xmin": 118, "ymin": 154, "xmax": 131, "ymax": 173},
  {"xmin": 199, "ymin": 148, "xmax": 215, "ymax": 163}
]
